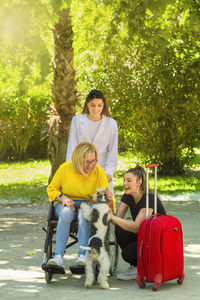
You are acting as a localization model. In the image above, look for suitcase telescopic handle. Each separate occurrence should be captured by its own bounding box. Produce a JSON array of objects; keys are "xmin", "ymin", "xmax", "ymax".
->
[{"xmin": 145, "ymin": 164, "xmax": 158, "ymax": 218}]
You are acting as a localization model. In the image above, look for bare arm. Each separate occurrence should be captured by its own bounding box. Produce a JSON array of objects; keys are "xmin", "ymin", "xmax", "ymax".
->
[
  {"xmin": 111, "ymin": 207, "xmax": 153, "ymax": 233},
  {"xmin": 116, "ymin": 201, "xmax": 128, "ymax": 218}
]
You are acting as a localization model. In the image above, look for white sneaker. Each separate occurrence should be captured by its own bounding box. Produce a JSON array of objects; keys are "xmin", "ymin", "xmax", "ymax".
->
[
  {"xmin": 117, "ymin": 265, "xmax": 137, "ymax": 280},
  {"xmin": 76, "ymin": 254, "xmax": 86, "ymax": 266},
  {"xmin": 47, "ymin": 255, "xmax": 63, "ymax": 267}
]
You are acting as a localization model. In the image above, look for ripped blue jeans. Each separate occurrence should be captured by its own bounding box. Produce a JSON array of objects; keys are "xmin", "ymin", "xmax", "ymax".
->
[{"xmin": 54, "ymin": 200, "xmax": 90, "ymax": 256}]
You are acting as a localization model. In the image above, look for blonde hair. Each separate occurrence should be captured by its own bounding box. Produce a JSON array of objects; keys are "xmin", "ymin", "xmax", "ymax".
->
[{"xmin": 72, "ymin": 142, "xmax": 98, "ymax": 175}]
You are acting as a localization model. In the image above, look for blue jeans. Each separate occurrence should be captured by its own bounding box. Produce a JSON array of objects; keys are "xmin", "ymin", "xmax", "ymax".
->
[{"xmin": 54, "ymin": 200, "xmax": 90, "ymax": 256}]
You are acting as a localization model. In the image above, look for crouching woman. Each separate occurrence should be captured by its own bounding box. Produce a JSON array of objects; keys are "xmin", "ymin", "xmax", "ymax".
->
[
  {"xmin": 47, "ymin": 142, "xmax": 115, "ymax": 267},
  {"xmin": 110, "ymin": 165, "xmax": 166, "ymax": 280}
]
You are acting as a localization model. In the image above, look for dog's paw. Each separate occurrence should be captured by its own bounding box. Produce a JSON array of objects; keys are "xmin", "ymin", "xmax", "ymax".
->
[
  {"xmin": 100, "ymin": 282, "xmax": 109, "ymax": 289},
  {"xmin": 84, "ymin": 281, "xmax": 92, "ymax": 289},
  {"xmin": 84, "ymin": 284, "xmax": 92, "ymax": 289}
]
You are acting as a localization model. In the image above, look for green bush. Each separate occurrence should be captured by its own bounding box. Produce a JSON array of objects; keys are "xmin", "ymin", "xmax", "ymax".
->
[
  {"xmin": 75, "ymin": 0, "xmax": 200, "ymax": 175},
  {"xmin": 0, "ymin": 95, "xmax": 50, "ymax": 160}
]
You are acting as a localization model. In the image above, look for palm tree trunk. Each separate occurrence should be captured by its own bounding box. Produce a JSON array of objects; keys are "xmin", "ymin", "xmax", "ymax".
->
[{"xmin": 48, "ymin": 8, "xmax": 77, "ymax": 182}]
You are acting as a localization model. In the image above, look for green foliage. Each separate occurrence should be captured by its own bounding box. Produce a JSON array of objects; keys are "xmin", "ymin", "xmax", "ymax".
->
[
  {"xmin": 71, "ymin": 0, "xmax": 113, "ymax": 95},
  {"xmin": 0, "ymin": 0, "xmax": 55, "ymax": 160},
  {"xmin": 71, "ymin": 0, "xmax": 200, "ymax": 175},
  {"xmin": 0, "ymin": 0, "xmax": 200, "ymax": 175},
  {"xmin": 0, "ymin": 95, "xmax": 50, "ymax": 160},
  {"xmin": 0, "ymin": 0, "xmax": 54, "ymax": 96}
]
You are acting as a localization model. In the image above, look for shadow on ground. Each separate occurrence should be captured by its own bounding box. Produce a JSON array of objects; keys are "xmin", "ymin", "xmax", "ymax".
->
[{"xmin": 0, "ymin": 201, "xmax": 200, "ymax": 299}]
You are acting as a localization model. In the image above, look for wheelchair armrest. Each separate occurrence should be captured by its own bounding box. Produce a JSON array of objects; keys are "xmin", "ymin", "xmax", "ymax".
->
[{"xmin": 47, "ymin": 201, "xmax": 57, "ymax": 223}]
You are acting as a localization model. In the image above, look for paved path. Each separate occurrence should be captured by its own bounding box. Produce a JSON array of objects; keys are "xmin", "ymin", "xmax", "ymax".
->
[{"xmin": 0, "ymin": 201, "xmax": 200, "ymax": 299}]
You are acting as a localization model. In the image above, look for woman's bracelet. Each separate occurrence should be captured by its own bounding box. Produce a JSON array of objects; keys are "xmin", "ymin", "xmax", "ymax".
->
[{"xmin": 57, "ymin": 193, "xmax": 63, "ymax": 201}]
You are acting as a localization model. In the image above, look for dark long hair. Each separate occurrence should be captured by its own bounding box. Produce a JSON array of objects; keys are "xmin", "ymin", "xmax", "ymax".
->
[
  {"xmin": 82, "ymin": 89, "xmax": 111, "ymax": 117},
  {"xmin": 126, "ymin": 164, "xmax": 147, "ymax": 193}
]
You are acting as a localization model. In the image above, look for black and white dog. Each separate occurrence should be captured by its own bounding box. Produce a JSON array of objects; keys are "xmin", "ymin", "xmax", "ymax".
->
[{"xmin": 80, "ymin": 188, "xmax": 111, "ymax": 289}]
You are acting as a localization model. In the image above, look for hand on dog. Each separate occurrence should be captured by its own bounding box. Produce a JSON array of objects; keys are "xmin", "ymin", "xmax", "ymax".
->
[{"xmin": 105, "ymin": 187, "xmax": 113, "ymax": 209}]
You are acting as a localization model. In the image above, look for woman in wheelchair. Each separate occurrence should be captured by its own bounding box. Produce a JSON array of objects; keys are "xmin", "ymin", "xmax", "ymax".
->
[{"xmin": 46, "ymin": 142, "xmax": 115, "ymax": 268}]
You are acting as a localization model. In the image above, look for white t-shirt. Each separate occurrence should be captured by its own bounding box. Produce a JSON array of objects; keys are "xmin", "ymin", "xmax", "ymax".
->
[{"xmin": 86, "ymin": 118, "xmax": 102, "ymax": 143}]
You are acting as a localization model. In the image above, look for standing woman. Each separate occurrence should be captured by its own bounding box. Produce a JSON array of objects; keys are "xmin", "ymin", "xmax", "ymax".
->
[{"xmin": 66, "ymin": 89, "xmax": 118, "ymax": 194}]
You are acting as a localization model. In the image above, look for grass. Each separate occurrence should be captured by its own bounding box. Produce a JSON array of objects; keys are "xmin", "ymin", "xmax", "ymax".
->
[
  {"xmin": 114, "ymin": 149, "xmax": 200, "ymax": 197},
  {"xmin": 0, "ymin": 160, "xmax": 51, "ymax": 204},
  {"xmin": 0, "ymin": 149, "xmax": 199, "ymax": 204}
]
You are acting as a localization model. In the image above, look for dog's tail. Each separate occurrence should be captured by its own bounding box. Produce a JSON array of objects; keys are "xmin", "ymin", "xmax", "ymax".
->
[{"xmin": 80, "ymin": 246, "xmax": 91, "ymax": 250}]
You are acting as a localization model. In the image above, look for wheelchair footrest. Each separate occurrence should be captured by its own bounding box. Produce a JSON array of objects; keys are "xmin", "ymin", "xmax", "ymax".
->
[
  {"xmin": 41, "ymin": 263, "xmax": 65, "ymax": 274},
  {"xmin": 70, "ymin": 265, "xmax": 85, "ymax": 274}
]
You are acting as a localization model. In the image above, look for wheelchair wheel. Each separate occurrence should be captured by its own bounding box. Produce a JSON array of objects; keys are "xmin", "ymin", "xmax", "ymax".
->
[
  {"xmin": 105, "ymin": 223, "xmax": 118, "ymax": 275},
  {"xmin": 41, "ymin": 225, "xmax": 55, "ymax": 284},
  {"xmin": 45, "ymin": 243, "xmax": 53, "ymax": 284}
]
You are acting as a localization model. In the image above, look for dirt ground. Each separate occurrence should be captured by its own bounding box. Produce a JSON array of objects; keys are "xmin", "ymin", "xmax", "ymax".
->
[{"xmin": 0, "ymin": 201, "xmax": 200, "ymax": 300}]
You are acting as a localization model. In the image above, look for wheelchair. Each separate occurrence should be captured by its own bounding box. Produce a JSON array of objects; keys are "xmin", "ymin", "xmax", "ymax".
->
[{"xmin": 41, "ymin": 201, "xmax": 118, "ymax": 284}]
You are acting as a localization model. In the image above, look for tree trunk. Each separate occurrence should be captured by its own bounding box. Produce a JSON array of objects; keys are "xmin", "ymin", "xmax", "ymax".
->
[{"xmin": 48, "ymin": 8, "xmax": 77, "ymax": 183}]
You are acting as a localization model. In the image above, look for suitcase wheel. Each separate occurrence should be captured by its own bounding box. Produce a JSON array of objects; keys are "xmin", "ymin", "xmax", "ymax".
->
[
  {"xmin": 136, "ymin": 275, "xmax": 146, "ymax": 289},
  {"xmin": 152, "ymin": 283, "xmax": 160, "ymax": 292},
  {"xmin": 139, "ymin": 281, "xmax": 146, "ymax": 289},
  {"xmin": 177, "ymin": 272, "xmax": 185, "ymax": 285},
  {"xmin": 177, "ymin": 277, "xmax": 184, "ymax": 285}
]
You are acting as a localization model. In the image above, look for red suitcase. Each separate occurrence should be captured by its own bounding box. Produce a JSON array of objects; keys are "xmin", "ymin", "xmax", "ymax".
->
[{"xmin": 136, "ymin": 164, "xmax": 185, "ymax": 291}]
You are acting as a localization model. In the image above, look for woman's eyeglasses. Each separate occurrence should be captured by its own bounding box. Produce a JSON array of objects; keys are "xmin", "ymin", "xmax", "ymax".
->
[{"xmin": 85, "ymin": 159, "xmax": 97, "ymax": 166}]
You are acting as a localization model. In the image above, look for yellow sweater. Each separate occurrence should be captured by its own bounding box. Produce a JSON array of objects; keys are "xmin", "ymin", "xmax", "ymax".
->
[{"xmin": 47, "ymin": 161, "xmax": 116, "ymax": 210}]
